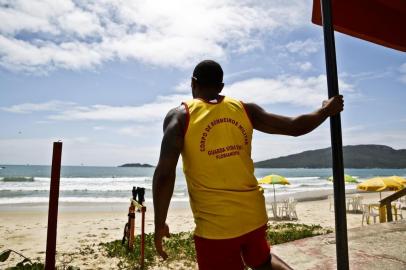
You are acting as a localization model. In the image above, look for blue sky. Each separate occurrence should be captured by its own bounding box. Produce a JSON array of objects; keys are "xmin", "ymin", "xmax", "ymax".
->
[{"xmin": 0, "ymin": 0, "xmax": 405, "ymax": 166}]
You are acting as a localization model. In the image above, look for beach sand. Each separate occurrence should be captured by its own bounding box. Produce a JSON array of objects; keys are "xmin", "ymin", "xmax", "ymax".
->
[{"xmin": 0, "ymin": 191, "xmax": 400, "ymax": 269}]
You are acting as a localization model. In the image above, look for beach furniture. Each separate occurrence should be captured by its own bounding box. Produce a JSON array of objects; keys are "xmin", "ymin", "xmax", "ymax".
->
[
  {"xmin": 392, "ymin": 202, "xmax": 403, "ymax": 220},
  {"xmin": 357, "ymin": 177, "xmax": 404, "ymax": 199},
  {"xmin": 398, "ymin": 196, "xmax": 406, "ymax": 207},
  {"xmin": 267, "ymin": 201, "xmax": 279, "ymax": 219},
  {"xmin": 328, "ymin": 194, "xmax": 334, "ymax": 211},
  {"xmin": 361, "ymin": 202, "xmax": 401, "ymax": 226},
  {"xmin": 384, "ymin": 176, "xmax": 406, "ymax": 186},
  {"xmin": 346, "ymin": 194, "xmax": 363, "ymax": 212},
  {"xmin": 328, "ymin": 174, "xmax": 358, "ymax": 183},
  {"xmin": 361, "ymin": 204, "xmax": 379, "ymax": 226},
  {"xmin": 396, "ymin": 197, "xmax": 406, "ymax": 210},
  {"xmin": 258, "ymin": 174, "xmax": 290, "ymax": 206},
  {"xmin": 278, "ymin": 200, "xmax": 289, "ymax": 218},
  {"xmin": 278, "ymin": 198, "xmax": 298, "ymax": 220}
]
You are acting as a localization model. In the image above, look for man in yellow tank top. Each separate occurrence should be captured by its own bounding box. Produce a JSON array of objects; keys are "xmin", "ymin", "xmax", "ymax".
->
[{"xmin": 153, "ymin": 60, "xmax": 344, "ymax": 270}]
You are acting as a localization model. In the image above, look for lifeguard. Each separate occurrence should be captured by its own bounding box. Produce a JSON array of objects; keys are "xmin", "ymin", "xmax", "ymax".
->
[{"xmin": 153, "ymin": 60, "xmax": 343, "ymax": 270}]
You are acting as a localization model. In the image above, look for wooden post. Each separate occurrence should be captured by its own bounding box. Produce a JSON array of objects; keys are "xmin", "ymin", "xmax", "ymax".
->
[
  {"xmin": 141, "ymin": 206, "xmax": 146, "ymax": 269},
  {"xmin": 386, "ymin": 203, "xmax": 393, "ymax": 222},
  {"xmin": 379, "ymin": 206, "xmax": 386, "ymax": 223},
  {"xmin": 128, "ymin": 204, "xmax": 136, "ymax": 250},
  {"xmin": 45, "ymin": 142, "xmax": 62, "ymax": 270}
]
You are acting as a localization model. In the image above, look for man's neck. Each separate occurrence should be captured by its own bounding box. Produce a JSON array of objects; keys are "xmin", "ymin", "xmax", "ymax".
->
[{"xmin": 197, "ymin": 92, "xmax": 221, "ymax": 102}]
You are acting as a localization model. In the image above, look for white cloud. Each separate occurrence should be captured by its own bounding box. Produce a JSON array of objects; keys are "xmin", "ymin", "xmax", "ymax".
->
[
  {"xmin": 285, "ymin": 38, "xmax": 321, "ymax": 56},
  {"xmin": 48, "ymin": 94, "xmax": 190, "ymax": 122},
  {"xmin": 117, "ymin": 124, "xmax": 162, "ymax": 137},
  {"xmin": 399, "ymin": 63, "xmax": 406, "ymax": 83},
  {"xmin": 3, "ymin": 74, "xmax": 353, "ymax": 122},
  {"xmin": 0, "ymin": 0, "xmax": 311, "ymax": 73},
  {"xmin": 1, "ymin": 100, "xmax": 75, "ymax": 113},
  {"xmin": 297, "ymin": 61, "xmax": 312, "ymax": 71},
  {"xmin": 174, "ymin": 79, "xmax": 191, "ymax": 93},
  {"xmin": 93, "ymin": 126, "xmax": 106, "ymax": 131},
  {"xmin": 223, "ymin": 75, "xmax": 353, "ymax": 107}
]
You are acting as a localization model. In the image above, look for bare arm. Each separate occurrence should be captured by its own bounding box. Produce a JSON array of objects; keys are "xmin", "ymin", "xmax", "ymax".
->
[
  {"xmin": 152, "ymin": 105, "xmax": 186, "ymax": 259},
  {"xmin": 244, "ymin": 95, "xmax": 344, "ymax": 136}
]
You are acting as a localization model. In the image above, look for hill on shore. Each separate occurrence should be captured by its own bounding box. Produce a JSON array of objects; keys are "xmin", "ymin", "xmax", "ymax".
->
[
  {"xmin": 118, "ymin": 163, "xmax": 154, "ymax": 168},
  {"xmin": 254, "ymin": 145, "xmax": 406, "ymax": 168}
]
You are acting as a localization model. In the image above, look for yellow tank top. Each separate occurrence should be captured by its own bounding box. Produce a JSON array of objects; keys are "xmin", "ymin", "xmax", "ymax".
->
[{"xmin": 181, "ymin": 96, "xmax": 268, "ymax": 239}]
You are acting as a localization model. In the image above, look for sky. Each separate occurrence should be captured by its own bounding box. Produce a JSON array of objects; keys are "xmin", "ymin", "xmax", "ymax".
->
[{"xmin": 0, "ymin": 0, "xmax": 405, "ymax": 166}]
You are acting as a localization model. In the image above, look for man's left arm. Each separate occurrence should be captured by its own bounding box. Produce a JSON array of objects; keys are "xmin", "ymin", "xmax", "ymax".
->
[
  {"xmin": 152, "ymin": 106, "xmax": 185, "ymax": 260},
  {"xmin": 244, "ymin": 95, "xmax": 344, "ymax": 136}
]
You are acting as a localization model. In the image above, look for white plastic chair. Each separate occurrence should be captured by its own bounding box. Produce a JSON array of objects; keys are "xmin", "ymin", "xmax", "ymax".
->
[
  {"xmin": 271, "ymin": 202, "xmax": 278, "ymax": 218},
  {"xmin": 392, "ymin": 202, "xmax": 403, "ymax": 220},
  {"xmin": 328, "ymin": 194, "xmax": 334, "ymax": 211},
  {"xmin": 361, "ymin": 204, "xmax": 379, "ymax": 226},
  {"xmin": 278, "ymin": 200, "xmax": 289, "ymax": 218},
  {"xmin": 278, "ymin": 198, "xmax": 298, "ymax": 220},
  {"xmin": 346, "ymin": 196, "xmax": 355, "ymax": 211},
  {"xmin": 350, "ymin": 195, "xmax": 363, "ymax": 212},
  {"xmin": 287, "ymin": 200, "xmax": 298, "ymax": 220}
]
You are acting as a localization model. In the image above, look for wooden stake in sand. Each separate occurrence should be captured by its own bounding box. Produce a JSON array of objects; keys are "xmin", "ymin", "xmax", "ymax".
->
[
  {"xmin": 128, "ymin": 199, "xmax": 146, "ymax": 269},
  {"xmin": 45, "ymin": 142, "xmax": 62, "ymax": 270}
]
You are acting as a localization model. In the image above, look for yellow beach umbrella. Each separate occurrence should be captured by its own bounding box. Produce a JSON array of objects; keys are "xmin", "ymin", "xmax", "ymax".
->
[
  {"xmin": 357, "ymin": 177, "xmax": 404, "ymax": 199},
  {"xmin": 328, "ymin": 174, "xmax": 358, "ymax": 183},
  {"xmin": 384, "ymin": 176, "xmax": 406, "ymax": 185},
  {"xmin": 258, "ymin": 174, "xmax": 290, "ymax": 204}
]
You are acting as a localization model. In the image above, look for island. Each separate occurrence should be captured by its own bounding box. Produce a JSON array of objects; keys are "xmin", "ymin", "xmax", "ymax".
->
[
  {"xmin": 254, "ymin": 144, "xmax": 406, "ymax": 168},
  {"xmin": 118, "ymin": 163, "xmax": 155, "ymax": 168}
]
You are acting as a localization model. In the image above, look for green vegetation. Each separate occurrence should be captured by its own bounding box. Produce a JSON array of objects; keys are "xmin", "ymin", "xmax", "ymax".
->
[
  {"xmin": 0, "ymin": 249, "xmax": 44, "ymax": 270},
  {"xmin": 266, "ymin": 223, "xmax": 332, "ymax": 245},
  {"xmin": 0, "ymin": 249, "xmax": 80, "ymax": 270},
  {"xmin": 254, "ymin": 144, "xmax": 406, "ymax": 168},
  {"xmin": 102, "ymin": 223, "xmax": 332, "ymax": 270}
]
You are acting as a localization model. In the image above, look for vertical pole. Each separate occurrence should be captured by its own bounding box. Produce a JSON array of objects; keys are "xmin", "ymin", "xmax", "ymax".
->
[
  {"xmin": 128, "ymin": 204, "xmax": 135, "ymax": 250},
  {"xmin": 141, "ymin": 206, "xmax": 146, "ymax": 269},
  {"xmin": 320, "ymin": 0, "xmax": 349, "ymax": 269},
  {"xmin": 386, "ymin": 204, "xmax": 393, "ymax": 222},
  {"xmin": 45, "ymin": 142, "xmax": 63, "ymax": 270}
]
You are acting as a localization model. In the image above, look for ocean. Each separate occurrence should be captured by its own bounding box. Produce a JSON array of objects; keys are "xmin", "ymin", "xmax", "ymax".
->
[{"xmin": 0, "ymin": 165, "xmax": 405, "ymax": 205}]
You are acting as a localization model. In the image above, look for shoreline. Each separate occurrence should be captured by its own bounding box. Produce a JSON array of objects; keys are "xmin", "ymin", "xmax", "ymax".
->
[{"xmin": 0, "ymin": 187, "xmax": 361, "ymax": 211}]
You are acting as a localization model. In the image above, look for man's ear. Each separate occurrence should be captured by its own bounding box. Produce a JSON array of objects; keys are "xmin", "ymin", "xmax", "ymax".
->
[{"xmin": 217, "ymin": 83, "xmax": 224, "ymax": 93}]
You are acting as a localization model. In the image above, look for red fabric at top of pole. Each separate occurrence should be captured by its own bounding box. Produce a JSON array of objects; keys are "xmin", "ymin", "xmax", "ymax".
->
[{"xmin": 312, "ymin": 0, "xmax": 406, "ymax": 52}]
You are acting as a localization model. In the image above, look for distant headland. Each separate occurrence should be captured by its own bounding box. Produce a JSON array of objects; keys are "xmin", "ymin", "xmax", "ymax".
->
[
  {"xmin": 254, "ymin": 144, "xmax": 406, "ymax": 169},
  {"xmin": 118, "ymin": 163, "xmax": 155, "ymax": 168}
]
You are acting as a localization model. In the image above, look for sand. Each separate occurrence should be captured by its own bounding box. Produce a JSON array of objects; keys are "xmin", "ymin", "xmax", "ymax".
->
[{"xmin": 0, "ymin": 191, "xmax": 400, "ymax": 269}]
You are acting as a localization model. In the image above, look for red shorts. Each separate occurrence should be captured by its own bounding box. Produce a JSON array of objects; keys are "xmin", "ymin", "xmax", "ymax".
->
[{"xmin": 194, "ymin": 224, "xmax": 270, "ymax": 270}]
